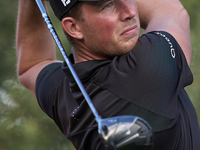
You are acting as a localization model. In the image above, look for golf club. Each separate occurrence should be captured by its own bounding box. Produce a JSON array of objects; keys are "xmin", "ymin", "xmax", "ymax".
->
[{"xmin": 35, "ymin": 0, "xmax": 154, "ymax": 149}]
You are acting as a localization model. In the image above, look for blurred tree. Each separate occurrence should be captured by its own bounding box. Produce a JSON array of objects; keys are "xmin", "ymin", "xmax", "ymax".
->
[
  {"xmin": 181, "ymin": 0, "xmax": 200, "ymax": 123},
  {"xmin": 0, "ymin": 1, "xmax": 17, "ymax": 84},
  {"xmin": 0, "ymin": 80, "xmax": 75, "ymax": 150}
]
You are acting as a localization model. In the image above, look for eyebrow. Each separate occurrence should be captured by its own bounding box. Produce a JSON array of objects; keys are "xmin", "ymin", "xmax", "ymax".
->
[
  {"xmin": 96, "ymin": 0, "xmax": 113, "ymax": 5},
  {"xmin": 86, "ymin": 0, "xmax": 113, "ymax": 10}
]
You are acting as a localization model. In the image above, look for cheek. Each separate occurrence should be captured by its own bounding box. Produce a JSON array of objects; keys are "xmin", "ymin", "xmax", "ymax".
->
[{"xmin": 93, "ymin": 19, "xmax": 117, "ymax": 45}]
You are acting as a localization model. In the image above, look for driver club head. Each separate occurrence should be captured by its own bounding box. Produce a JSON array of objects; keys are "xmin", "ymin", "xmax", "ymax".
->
[{"xmin": 98, "ymin": 116, "xmax": 154, "ymax": 150}]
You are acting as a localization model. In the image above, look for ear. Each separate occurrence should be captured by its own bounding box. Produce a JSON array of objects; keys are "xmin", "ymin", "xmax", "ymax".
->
[{"xmin": 61, "ymin": 17, "xmax": 83, "ymax": 40}]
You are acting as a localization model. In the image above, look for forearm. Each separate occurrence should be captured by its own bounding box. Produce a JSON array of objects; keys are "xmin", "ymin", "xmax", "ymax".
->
[
  {"xmin": 136, "ymin": 0, "xmax": 189, "ymax": 31},
  {"xmin": 16, "ymin": 0, "xmax": 56, "ymax": 76}
]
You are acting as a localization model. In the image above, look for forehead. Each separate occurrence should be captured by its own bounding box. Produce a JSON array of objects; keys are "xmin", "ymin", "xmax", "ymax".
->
[
  {"xmin": 82, "ymin": 0, "xmax": 114, "ymax": 8},
  {"xmin": 81, "ymin": 0, "xmax": 136, "ymax": 9},
  {"xmin": 80, "ymin": 1, "xmax": 103, "ymax": 14},
  {"xmin": 80, "ymin": 0, "xmax": 114, "ymax": 13}
]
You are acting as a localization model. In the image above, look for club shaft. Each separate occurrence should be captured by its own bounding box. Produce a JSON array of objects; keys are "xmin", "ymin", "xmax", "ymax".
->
[{"xmin": 35, "ymin": 0, "xmax": 101, "ymax": 122}]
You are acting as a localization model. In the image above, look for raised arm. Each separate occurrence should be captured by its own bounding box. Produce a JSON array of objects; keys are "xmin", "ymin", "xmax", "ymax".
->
[
  {"xmin": 16, "ymin": 0, "xmax": 61, "ymax": 96},
  {"xmin": 136, "ymin": 0, "xmax": 191, "ymax": 65}
]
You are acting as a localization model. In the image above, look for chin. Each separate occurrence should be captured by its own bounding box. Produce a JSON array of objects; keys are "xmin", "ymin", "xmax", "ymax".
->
[{"xmin": 121, "ymin": 42, "xmax": 137, "ymax": 53}]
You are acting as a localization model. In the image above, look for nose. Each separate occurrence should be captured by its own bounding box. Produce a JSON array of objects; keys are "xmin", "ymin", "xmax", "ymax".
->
[{"xmin": 119, "ymin": 0, "xmax": 137, "ymax": 22}]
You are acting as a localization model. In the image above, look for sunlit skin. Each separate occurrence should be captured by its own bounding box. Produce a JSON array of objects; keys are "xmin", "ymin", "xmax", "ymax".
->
[{"xmin": 72, "ymin": 0, "xmax": 140, "ymax": 62}]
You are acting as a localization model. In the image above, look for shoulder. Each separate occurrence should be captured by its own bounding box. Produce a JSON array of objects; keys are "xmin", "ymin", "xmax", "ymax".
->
[
  {"xmin": 18, "ymin": 60, "xmax": 63, "ymax": 97},
  {"xmin": 134, "ymin": 31, "xmax": 180, "ymax": 59},
  {"xmin": 36, "ymin": 62, "xmax": 64, "ymax": 99},
  {"xmin": 145, "ymin": 2, "xmax": 191, "ymax": 65}
]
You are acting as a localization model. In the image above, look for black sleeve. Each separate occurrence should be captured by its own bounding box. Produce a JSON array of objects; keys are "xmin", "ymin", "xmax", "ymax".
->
[{"xmin": 36, "ymin": 62, "xmax": 64, "ymax": 119}]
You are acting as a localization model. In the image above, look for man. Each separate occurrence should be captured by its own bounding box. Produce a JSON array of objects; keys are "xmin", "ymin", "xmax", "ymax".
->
[{"xmin": 16, "ymin": 0, "xmax": 200, "ymax": 149}]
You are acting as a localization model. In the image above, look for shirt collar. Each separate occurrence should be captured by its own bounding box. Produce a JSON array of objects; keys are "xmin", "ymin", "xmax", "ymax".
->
[{"xmin": 62, "ymin": 54, "xmax": 112, "ymax": 82}]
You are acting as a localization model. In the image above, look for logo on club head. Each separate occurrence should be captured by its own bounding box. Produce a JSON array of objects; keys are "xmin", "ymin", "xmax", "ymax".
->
[{"xmin": 61, "ymin": 0, "xmax": 71, "ymax": 6}]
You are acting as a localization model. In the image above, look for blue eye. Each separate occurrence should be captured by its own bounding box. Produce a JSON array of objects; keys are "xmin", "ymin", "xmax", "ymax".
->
[
  {"xmin": 103, "ymin": 2, "xmax": 114, "ymax": 10},
  {"xmin": 104, "ymin": 3, "xmax": 112, "ymax": 8}
]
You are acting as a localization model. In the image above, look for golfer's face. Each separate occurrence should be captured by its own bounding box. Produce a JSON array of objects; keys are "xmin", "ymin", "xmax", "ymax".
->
[{"xmin": 79, "ymin": 0, "xmax": 140, "ymax": 58}]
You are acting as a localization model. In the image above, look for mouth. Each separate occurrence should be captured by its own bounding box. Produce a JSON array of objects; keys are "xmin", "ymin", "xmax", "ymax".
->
[{"xmin": 121, "ymin": 25, "xmax": 138, "ymax": 36}]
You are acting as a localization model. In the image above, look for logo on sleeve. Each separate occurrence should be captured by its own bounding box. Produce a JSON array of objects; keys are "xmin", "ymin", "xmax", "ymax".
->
[
  {"xmin": 156, "ymin": 32, "xmax": 176, "ymax": 59},
  {"xmin": 61, "ymin": 0, "xmax": 71, "ymax": 6}
]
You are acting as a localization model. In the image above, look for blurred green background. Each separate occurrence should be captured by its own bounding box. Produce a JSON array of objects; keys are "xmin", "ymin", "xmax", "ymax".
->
[{"xmin": 0, "ymin": 0, "xmax": 199, "ymax": 149}]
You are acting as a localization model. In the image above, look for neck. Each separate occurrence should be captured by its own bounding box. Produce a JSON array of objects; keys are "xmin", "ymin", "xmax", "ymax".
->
[{"xmin": 72, "ymin": 42, "xmax": 107, "ymax": 63}]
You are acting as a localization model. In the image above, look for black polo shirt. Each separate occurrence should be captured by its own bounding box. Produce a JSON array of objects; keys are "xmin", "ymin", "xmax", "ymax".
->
[{"xmin": 36, "ymin": 31, "xmax": 200, "ymax": 150}]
